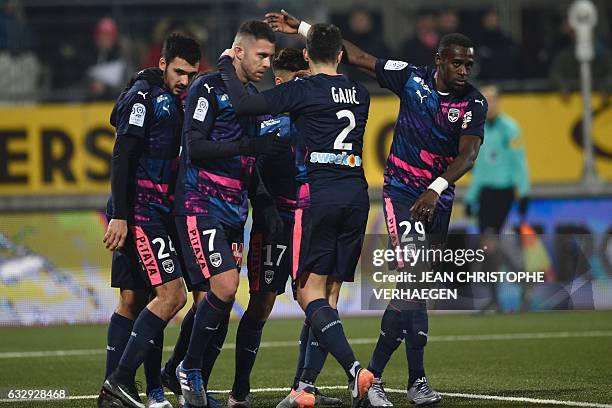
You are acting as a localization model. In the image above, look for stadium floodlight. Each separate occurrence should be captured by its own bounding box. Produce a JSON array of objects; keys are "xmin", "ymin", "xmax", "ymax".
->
[{"xmin": 568, "ymin": 0, "xmax": 600, "ymax": 186}]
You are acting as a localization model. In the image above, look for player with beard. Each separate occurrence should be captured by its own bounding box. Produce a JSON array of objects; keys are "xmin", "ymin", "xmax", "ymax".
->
[
  {"xmin": 97, "ymin": 32, "xmax": 200, "ymax": 408},
  {"xmin": 171, "ymin": 21, "xmax": 289, "ymax": 408},
  {"xmin": 218, "ymin": 22, "xmax": 373, "ymax": 408}
]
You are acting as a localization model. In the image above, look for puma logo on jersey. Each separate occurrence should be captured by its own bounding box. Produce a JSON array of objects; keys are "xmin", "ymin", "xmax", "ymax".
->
[
  {"xmin": 475, "ymin": 99, "xmax": 485, "ymax": 106},
  {"xmin": 162, "ymin": 106, "xmax": 170, "ymax": 114},
  {"xmin": 138, "ymin": 91, "xmax": 148, "ymax": 99},
  {"xmin": 416, "ymin": 89, "xmax": 428, "ymax": 104},
  {"xmin": 203, "ymin": 83, "xmax": 214, "ymax": 93}
]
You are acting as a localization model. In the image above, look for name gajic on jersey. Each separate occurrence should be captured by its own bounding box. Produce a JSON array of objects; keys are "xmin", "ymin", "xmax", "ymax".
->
[{"xmin": 331, "ymin": 86, "xmax": 360, "ymax": 105}]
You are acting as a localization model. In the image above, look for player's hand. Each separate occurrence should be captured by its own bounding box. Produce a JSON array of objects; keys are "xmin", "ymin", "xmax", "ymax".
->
[
  {"xmin": 262, "ymin": 203, "xmax": 284, "ymax": 243},
  {"xmin": 265, "ymin": 9, "xmax": 300, "ymax": 34},
  {"xmin": 410, "ymin": 190, "xmax": 439, "ymax": 223},
  {"xmin": 103, "ymin": 219, "xmax": 128, "ymax": 251},
  {"xmin": 134, "ymin": 67, "xmax": 164, "ymax": 87},
  {"xmin": 220, "ymin": 48, "xmax": 236, "ymax": 60},
  {"xmin": 240, "ymin": 133, "xmax": 291, "ymax": 156}
]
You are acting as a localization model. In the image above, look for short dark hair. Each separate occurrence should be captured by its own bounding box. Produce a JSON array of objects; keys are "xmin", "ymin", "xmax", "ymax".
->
[
  {"xmin": 306, "ymin": 23, "xmax": 343, "ymax": 64},
  {"xmin": 162, "ymin": 32, "xmax": 201, "ymax": 65},
  {"xmin": 273, "ymin": 47, "xmax": 309, "ymax": 73},
  {"xmin": 237, "ymin": 20, "xmax": 276, "ymax": 43},
  {"xmin": 437, "ymin": 33, "xmax": 474, "ymax": 53}
]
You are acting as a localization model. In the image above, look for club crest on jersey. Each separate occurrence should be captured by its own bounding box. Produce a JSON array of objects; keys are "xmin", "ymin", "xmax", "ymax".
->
[
  {"xmin": 193, "ymin": 97, "xmax": 209, "ymax": 122},
  {"xmin": 447, "ymin": 108, "xmax": 460, "ymax": 123},
  {"xmin": 209, "ymin": 252, "xmax": 222, "ymax": 268},
  {"xmin": 129, "ymin": 103, "xmax": 146, "ymax": 127},
  {"xmin": 162, "ymin": 259, "xmax": 175, "ymax": 274},
  {"xmin": 265, "ymin": 270, "xmax": 274, "ymax": 285}
]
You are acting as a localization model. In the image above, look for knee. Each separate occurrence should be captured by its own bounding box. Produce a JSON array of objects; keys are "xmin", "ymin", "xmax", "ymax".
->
[
  {"xmin": 247, "ymin": 293, "xmax": 275, "ymax": 321},
  {"xmin": 117, "ymin": 290, "xmax": 148, "ymax": 319},
  {"xmin": 211, "ymin": 272, "xmax": 239, "ymax": 302},
  {"xmin": 214, "ymin": 284, "xmax": 238, "ymax": 303},
  {"xmin": 158, "ymin": 283, "xmax": 187, "ymax": 315}
]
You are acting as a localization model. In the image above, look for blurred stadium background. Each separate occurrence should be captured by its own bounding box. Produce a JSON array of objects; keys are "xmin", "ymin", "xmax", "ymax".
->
[{"xmin": 0, "ymin": 0, "xmax": 611, "ymax": 333}]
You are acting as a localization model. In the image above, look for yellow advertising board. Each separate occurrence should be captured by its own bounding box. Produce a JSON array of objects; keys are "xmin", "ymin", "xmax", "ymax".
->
[
  {"xmin": 0, "ymin": 103, "xmax": 114, "ymax": 195},
  {"xmin": 0, "ymin": 93, "xmax": 610, "ymax": 195}
]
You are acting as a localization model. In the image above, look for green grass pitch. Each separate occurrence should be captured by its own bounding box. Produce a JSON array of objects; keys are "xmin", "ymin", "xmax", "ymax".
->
[{"xmin": 1, "ymin": 311, "xmax": 611, "ymax": 407}]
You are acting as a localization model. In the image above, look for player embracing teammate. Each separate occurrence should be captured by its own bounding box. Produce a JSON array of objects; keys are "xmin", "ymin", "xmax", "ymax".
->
[
  {"xmin": 266, "ymin": 10, "xmax": 487, "ymax": 408},
  {"xmin": 99, "ymin": 11, "xmax": 487, "ymax": 408},
  {"xmin": 217, "ymin": 21, "xmax": 374, "ymax": 408}
]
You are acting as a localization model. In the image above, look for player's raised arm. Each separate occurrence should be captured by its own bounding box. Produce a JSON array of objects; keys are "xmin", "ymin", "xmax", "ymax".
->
[{"xmin": 265, "ymin": 9, "xmax": 377, "ymax": 75}]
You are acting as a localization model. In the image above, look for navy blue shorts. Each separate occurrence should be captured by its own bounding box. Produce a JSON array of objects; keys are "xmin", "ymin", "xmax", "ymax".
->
[
  {"xmin": 292, "ymin": 205, "xmax": 369, "ymax": 282},
  {"xmin": 175, "ymin": 215, "xmax": 243, "ymax": 291},
  {"xmin": 382, "ymin": 195, "xmax": 451, "ymax": 270},
  {"xmin": 110, "ymin": 219, "xmax": 183, "ymax": 289},
  {"xmin": 248, "ymin": 211, "xmax": 293, "ymax": 294}
]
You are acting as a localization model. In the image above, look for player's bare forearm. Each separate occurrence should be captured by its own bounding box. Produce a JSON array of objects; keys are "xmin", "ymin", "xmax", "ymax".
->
[
  {"xmin": 342, "ymin": 39, "xmax": 377, "ymax": 76},
  {"xmin": 440, "ymin": 135, "xmax": 481, "ymax": 185},
  {"xmin": 265, "ymin": 9, "xmax": 377, "ymax": 76}
]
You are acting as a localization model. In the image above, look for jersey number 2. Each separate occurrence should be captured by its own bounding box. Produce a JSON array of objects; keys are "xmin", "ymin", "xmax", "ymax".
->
[{"xmin": 334, "ymin": 110, "xmax": 355, "ymax": 150}]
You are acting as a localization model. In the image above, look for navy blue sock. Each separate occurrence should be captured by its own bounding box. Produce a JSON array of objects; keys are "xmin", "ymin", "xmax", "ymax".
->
[
  {"xmin": 115, "ymin": 308, "xmax": 168, "ymax": 384},
  {"xmin": 368, "ymin": 306, "xmax": 404, "ymax": 378},
  {"xmin": 305, "ymin": 299, "xmax": 359, "ymax": 380},
  {"xmin": 292, "ymin": 319, "xmax": 310, "ymax": 390},
  {"xmin": 231, "ymin": 313, "xmax": 267, "ymax": 399},
  {"xmin": 105, "ymin": 313, "xmax": 134, "ymax": 379},
  {"xmin": 144, "ymin": 331, "xmax": 163, "ymax": 393},
  {"xmin": 202, "ymin": 311, "xmax": 230, "ymax": 388},
  {"xmin": 402, "ymin": 309, "xmax": 428, "ymax": 386},
  {"xmin": 164, "ymin": 304, "xmax": 195, "ymax": 375},
  {"xmin": 183, "ymin": 291, "xmax": 233, "ymax": 370},
  {"xmin": 300, "ymin": 323, "xmax": 329, "ymax": 385}
]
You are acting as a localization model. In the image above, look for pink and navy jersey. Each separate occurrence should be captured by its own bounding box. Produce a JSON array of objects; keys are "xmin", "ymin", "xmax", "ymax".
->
[
  {"xmin": 174, "ymin": 73, "xmax": 265, "ymax": 229},
  {"xmin": 261, "ymin": 74, "xmax": 370, "ymax": 209},
  {"xmin": 107, "ymin": 79, "xmax": 182, "ymax": 224},
  {"xmin": 375, "ymin": 59, "xmax": 487, "ymax": 212},
  {"xmin": 256, "ymin": 114, "xmax": 297, "ymax": 215}
]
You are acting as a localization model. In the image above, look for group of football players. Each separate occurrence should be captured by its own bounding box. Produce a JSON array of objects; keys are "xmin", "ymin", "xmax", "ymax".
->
[{"xmin": 97, "ymin": 8, "xmax": 487, "ymax": 408}]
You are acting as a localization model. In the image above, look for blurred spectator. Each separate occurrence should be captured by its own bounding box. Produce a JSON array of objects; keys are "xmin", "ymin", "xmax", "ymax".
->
[
  {"xmin": 85, "ymin": 16, "xmax": 131, "ymax": 101},
  {"xmin": 548, "ymin": 19, "xmax": 612, "ymax": 103},
  {"xmin": 141, "ymin": 18, "xmax": 172, "ymax": 69},
  {"xmin": 438, "ymin": 9, "xmax": 459, "ymax": 36},
  {"xmin": 474, "ymin": 9, "xmax": 519, "ymax": 80},
  {"xmin": 0, "ymin": 0, "xmax": 40, "ymax": 101},
  {"xmin": 142, "ymin": 19, "xmax": 211, "ymax": 72},
  {"xmin": 333, "ymin": 7, "xmax": 389, "ymax": 81},
  {"xmin": 399, "ymin": 10, "xmax": 439, "ymax": 67},
  {"xmin": 465, "ymin": 84, "xmax": 530, "ymax": 233},
  {"xmin": 345, "ymin": 7, "xmax": 390, "ymax": 57}
]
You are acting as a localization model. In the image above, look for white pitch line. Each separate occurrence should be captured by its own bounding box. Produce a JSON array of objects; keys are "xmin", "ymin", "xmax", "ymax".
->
[
  {"xmin": 1, "ymin": 330, "xmax": 611, "ymax": 360},
  {"xmin": 1, "ymin": 386, "xmax": 611, "ymax": 407}
]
